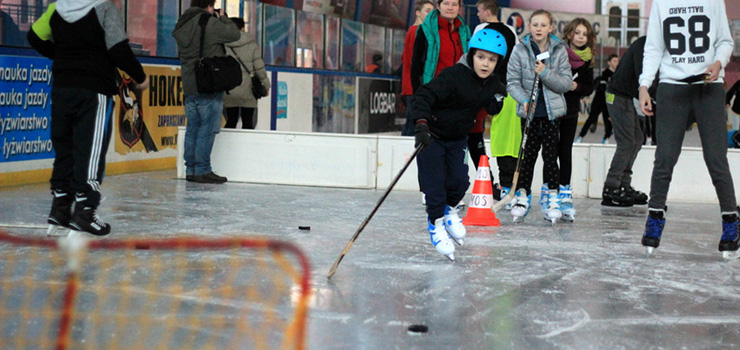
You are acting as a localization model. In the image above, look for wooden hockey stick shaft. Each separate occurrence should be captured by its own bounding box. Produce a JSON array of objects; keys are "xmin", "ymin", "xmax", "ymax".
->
[
  {"xmin": 327, "ymin": 144, "xmax": 424, "ymax": 279},
  {"xmin": 491, "ymin": 72, "xmax": 541, "ymax": 213}
]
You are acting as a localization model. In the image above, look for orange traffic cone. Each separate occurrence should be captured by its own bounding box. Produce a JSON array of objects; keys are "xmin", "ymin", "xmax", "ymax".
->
[{"xmin": 462, "ymin": 155, "xmax": 500, "ymax": 226}]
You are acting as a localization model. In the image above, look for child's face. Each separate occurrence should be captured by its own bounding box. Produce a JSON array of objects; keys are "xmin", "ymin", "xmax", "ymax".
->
[
  {"xmin": 529, "ymin": 14, "xmax": 552, "ymax": 42},
  {"xmin": 608, "ymin": 57, "xmax": 619, "ymax": 71},
  {"xmin": 439, "ymin": 0, "xmax": 460, "ymax": 21},
  {"xmin": 570, "ymin": 24, "xmax": 589, "ymax": 48},
  {"xmin": 473, "ymin": 50, "xmax": 499, "ymax": 79}
]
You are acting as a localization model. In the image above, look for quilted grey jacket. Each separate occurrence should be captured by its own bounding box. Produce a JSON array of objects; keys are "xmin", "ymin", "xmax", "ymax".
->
[{"xmin": 506, "ymin": 34, "xmax": 571, "ymax": 120}]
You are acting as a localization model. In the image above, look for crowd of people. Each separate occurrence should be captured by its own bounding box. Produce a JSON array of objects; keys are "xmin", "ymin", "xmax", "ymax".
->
[
  {"xmin": 24, "ymin": 0, "xmax": 739, "ymax": 262},
  {"xmin": 400, "ymin": 0, "xmax": 740, "ymax": 261}
]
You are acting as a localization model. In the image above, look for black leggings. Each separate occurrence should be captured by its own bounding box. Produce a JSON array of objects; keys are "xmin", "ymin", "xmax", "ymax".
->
[
  {"xmin": 224, "ymin": 107, "xmax": 256, "ymax": 129},
  {"xmin": 557, "ymin": 117, "xmax": 578, "ymax": 185}
]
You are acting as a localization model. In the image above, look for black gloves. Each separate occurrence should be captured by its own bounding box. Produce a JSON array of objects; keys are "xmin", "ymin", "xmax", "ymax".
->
[{"xmin": 414, "ymin": 121, "xmax": 433, "ymax": 148}]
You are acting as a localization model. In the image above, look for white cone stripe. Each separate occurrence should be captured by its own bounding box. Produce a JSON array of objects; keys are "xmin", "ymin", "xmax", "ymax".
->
[
  {"xmin": 469, "ymin": 193, "xmax": 494, "ymax": 209},
  {"xmin": 475, "ymin": 166, "xmax": 491, "ymax": 180},
  {"xmin": 87, "ymin": 94, "xmax": 107, "ymax": 193}
]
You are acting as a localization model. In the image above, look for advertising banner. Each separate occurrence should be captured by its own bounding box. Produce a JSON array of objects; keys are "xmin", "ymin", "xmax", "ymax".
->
[
  {"xmin": 114, "ymin": 65, "xmax": 185, "ymax": 155},
  {"xmin": 356, "ymin": 77, "xmax": 401, "ymax": 134},
  {"xmin": 501, "ymin": 8, "xmax": 609, "ymax": 44},
  {"xmin": 0, "ymin": 55, "xmax": 54, "ymax": 163}
]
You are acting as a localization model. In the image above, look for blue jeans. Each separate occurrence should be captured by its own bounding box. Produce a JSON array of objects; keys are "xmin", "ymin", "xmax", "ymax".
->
[{"xmin": 184, "ymin": 92, "xmax": 224, "ymax": 176}]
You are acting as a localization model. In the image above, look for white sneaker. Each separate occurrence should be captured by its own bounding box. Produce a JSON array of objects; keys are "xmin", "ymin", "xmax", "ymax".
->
[
  {"xmin": 511, "ymin": 189, "xmax": 531, "ymax": 223},
  {"xmin": 444, "ymin": 205, "xmax": 466, "ymax": 246},
  {"xmin": 429, "ymin": 218, "xmax": 455, "ymax": 261}
]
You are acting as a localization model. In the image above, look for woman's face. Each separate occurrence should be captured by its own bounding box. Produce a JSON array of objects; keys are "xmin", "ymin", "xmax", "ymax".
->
[
  {"xmin": 438, "ymin": 0, "xmax": 460, "ymax": 21},
  {"xmin": 570, "ymin": 24, "xmax": 589, "ymax": 48},
  {"xmin": 529, "ymin": 14, "xmax": 552, "ymax": 42}
]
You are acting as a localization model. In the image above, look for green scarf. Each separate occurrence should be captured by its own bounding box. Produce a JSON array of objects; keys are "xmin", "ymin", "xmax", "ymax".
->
[{"xmin": 572, "ymin": 47, "xmax": 592, "ymax": 62}]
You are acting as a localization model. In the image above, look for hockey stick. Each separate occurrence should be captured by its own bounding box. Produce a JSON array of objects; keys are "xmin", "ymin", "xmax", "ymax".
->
[
  {"xmin": 327, "ymin": 144, "xmax": 424, "ymax": 279},
  {"xmin": 490, "ymin": 65, "xmax": 543, "ymax": 213}
]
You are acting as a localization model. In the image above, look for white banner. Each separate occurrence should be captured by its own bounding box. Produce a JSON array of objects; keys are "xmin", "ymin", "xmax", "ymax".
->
[{"xmin": 501, "ymin": 8, "xmax": 609, "ymax": 45}]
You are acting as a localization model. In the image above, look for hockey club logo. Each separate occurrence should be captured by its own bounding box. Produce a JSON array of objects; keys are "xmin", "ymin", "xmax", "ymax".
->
[
  {"xmin": 507, "ymin": 12, "xmax": 525, "ymax": 36},
  {"xmin": 117, "ymin": 71, "xmax": 157, "ymax": 152}
]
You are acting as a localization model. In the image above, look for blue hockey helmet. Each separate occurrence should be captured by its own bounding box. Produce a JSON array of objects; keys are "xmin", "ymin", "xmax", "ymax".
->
[{"xmin": 468, "ymin": 28, "xmax": 508, "ymax": 59}]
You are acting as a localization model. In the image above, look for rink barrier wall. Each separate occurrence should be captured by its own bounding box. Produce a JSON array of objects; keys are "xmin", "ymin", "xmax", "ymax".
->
[{"xmin": 177, "ymin": 129, "xmax": 740, "ymax": 204}]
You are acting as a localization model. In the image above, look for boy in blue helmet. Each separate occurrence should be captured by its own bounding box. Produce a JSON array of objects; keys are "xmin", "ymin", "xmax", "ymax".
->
[{"xmin": 413, "ymin": 28, "xmax": 508, "ymax": 261}]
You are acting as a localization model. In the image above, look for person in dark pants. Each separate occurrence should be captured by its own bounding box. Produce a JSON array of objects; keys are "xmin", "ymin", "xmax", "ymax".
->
[
  {"xmin": 602, "ymin": 36, "xmax": 652, "ymax": 208},
  {"xmin": 28, "ymin": 0, "xmax": 149, "ymax": 237},
  {"xmin": 223, "ymin": 17, "xmax": 270, "ymax": 129},
  {"xmin": 577, "ymin": 54, "xmax": 618, "ymax": 143},
  {"xmin": 413, "ymin": 29, "xmax": 507, "ymax": 261},
  {"xmin": 638, "ymin": 0, "xmax": 739, "ymax": 259}
]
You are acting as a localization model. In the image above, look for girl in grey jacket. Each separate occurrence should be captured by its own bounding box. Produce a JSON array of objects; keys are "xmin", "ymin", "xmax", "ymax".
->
[{"xmin": 505, "ymin": 9, "xmax": 571, "ymax": 223}]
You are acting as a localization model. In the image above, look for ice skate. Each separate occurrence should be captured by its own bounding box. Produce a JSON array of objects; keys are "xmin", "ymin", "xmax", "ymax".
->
[
  {"xmin": 511, "ymin": 189, "xmax": 531, "ymax": 223},
  {"xmin": 455, "ymin": 199, "xmax": 466, "ymax": 211},
  {"xmin": 428, "ymin": 218, "xmax": 455, "ymax": 261},
  {"xmin": 719, "ymin": 210, "xmax": 740, "ymax": 260},
  {"xmin": 47, "ymin": 190, "xmax": 74, "ymax": 237},
  {"xmin": 625, "ymin": 185, "xmax": 648, "ymax": 205},
  {"xmin": 444, "ymin": 205, "xmax": 466, "ymax": 246},
  {"xmin": 538, "ymin": 183, "xmax": 548, "ymax": 213},
  {"xmin": 642, "ymin": 208, "xmax": 665, "ymax": 256},
  {"xmin": 559, "ymin": 185, "xmax": 575, "ymax": 222},
  {"xmin": 543, "ymin": 190, "xmax": 562, "ymax": 224},
  {"xmin": 500, "ymin": 186, "xmax": 514, "ymax": 210},
  {"xmin": 601, "ymin": 184, "xmax": 634, "ymax": 207},
  {"xmin": 69, "ymin": 199, "xmax": 111, "ymax": 236}
]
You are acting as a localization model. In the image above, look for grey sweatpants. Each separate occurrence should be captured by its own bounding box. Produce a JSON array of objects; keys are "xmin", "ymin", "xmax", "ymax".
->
[
  {"xmin": 649, "ymin": 83, "xmax": 736, "ymax": 212},
  {"xmin": 604, "ymin": 92, "xmax": 643, "ymax": 188}
]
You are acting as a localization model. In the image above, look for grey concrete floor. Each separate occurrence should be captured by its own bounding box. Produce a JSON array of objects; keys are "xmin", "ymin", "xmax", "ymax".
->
[{"xmin": 1, "ymin": 170, "xmax": 739, "ymax": 349}]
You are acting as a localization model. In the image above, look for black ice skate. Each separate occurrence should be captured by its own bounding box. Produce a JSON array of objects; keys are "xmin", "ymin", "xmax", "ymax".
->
[
  {"xmin": 69, "ymin": 201, "xmax": 111, "ymax": 236},
  {"xmin": 601, "ymin": 185, "xmax": 634, "ymax": 207},
  {"xmin": 719, "ymin": 210, "xmax": 740, "ymax": 260},
  {"xmin": 624, "ymin": 185, "xmax": 648, "ymax": 205},
  {"xmin": 47, "ymin": 190, "xmax": 74, "ymax": 236}
]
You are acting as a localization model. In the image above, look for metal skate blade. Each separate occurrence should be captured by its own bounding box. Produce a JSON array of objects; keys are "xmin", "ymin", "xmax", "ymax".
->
[
  {"xmin": 46, "ymin": 225, "xmax": 70, "ymax": 237},
  {"xmin": 722, "ymin": 250, "xmax": 740, "ymax": 260},
  {"xmin": 450, "ymin": 236, "xmax": 464, "ymax": 247},
  {"xmin": 445, "ymin": 253, "xmax": 455, "ymax": 262},
  {"xmin": 645, "ymin": 246, "xmax": 654, "ymax": 257},
  {"xmin": 550, "ymin": 218, "xmax": 557, "ymax": 225}
]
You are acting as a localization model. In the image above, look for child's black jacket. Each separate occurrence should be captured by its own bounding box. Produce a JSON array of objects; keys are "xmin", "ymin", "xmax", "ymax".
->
[{"xmin": 413, "ymin": 59, "xmax": 507, "ymax": 141}]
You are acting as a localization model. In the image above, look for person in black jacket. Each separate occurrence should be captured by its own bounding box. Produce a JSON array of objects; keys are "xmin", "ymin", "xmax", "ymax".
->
[
  {"xmin": 602, "ymin": 36, "xmax": 653, "ymax": 207},
  {"xmin": 577, "ymin": 54, "xmax": 619, "ymax": 142},
  {"xmin": 27, "ymin": 0, "xmax": 149, "ymax": 237},
  {"xmin": 726, "ymin": 79, "xmax": 740, "ymax": 116},
  {"xmin": 413, "ymin": 29, "xmax": 507, "ymax": 261}
]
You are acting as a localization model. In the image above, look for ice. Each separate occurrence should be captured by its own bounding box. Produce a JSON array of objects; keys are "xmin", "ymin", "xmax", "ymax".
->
[{"xmin": 1, "ymin": 170, "xmax": 740, "ymax": 349}]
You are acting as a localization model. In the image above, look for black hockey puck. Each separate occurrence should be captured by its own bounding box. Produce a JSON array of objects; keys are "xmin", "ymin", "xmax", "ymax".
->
[
  {"xmin": 407, "ymin": 324, "xmax": 428, "ymax": 333},
  {"xmin": 298, "ymin": 226, "xmax": 311, "ymax": 231}
]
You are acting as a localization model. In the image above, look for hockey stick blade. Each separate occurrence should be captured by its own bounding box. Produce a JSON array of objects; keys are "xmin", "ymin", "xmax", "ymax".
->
[
  {"xmin": 491, "ymin": 191, "xmax": 516, "ymax": 212},
  {"xmin": 328, "ymin": 144, "xmax": 424, "ymax": 279}
]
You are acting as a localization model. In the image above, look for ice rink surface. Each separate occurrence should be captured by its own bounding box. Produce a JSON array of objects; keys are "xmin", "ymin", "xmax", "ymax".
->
[{"xmin": 1, "ymin": 170, "xmax": 739, "ymax": 349}]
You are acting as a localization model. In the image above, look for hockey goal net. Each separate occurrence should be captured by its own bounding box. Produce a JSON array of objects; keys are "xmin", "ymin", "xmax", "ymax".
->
[{"xmin": 0, "ymin": 231, "xmax": 311, "ymax": 350}]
